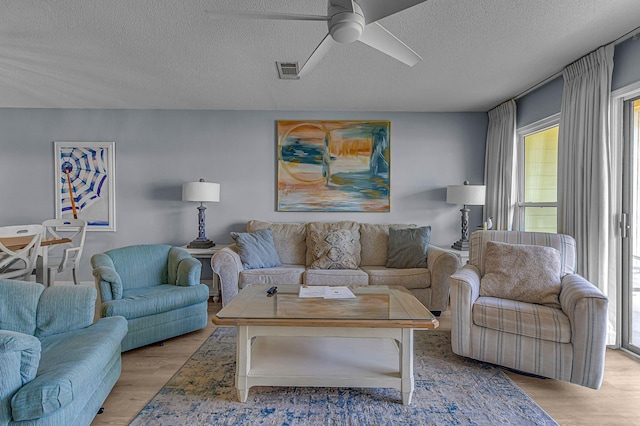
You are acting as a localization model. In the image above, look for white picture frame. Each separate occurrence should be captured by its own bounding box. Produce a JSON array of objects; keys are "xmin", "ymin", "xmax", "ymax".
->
[{"xmin": 54, "ymin": 141, "xmax": 116, "ymax": 232}]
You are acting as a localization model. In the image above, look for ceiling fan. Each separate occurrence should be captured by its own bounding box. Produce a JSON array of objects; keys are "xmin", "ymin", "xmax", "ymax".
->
[{"xmin": 208, "ymin": 0, "xmax": 429, "ymax": 78}]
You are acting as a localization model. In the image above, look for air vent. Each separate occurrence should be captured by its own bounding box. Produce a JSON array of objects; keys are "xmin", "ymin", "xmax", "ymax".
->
[{"xmin": 276, "ymin": 62, "xmax": 300, "ymax": 80}]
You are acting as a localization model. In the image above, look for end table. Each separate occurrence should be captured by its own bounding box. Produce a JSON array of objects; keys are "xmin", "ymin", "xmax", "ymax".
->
[
  {"xmin": 183, "ymin": 245, "xmax": 229, "ymax": 302},
  {"xmin": 437, "ymin": 246, "xmax": 469, "ymax": 267}
]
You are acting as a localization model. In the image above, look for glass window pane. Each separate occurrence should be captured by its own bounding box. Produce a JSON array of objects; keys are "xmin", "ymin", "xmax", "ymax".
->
[
  {"xmin": 524, "ymin": 127, "xmax": 558, "ymax": 203},
  {"xmin": 524, "ymin": 207, "xmax": 557, "ymax": 233},
  {"xmin": 630, "ymin": 99, "xmax": 640, "ymax": 349}
]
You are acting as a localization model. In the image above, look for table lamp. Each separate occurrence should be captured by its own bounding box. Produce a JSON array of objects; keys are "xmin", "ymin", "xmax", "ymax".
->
[
  {"xmin": 446, "ymin": 181, "xmax": 485, "ymax": 251},
  {"xmin": 182, "ymin": 178, "xmax": 220, "ymax": 248}
]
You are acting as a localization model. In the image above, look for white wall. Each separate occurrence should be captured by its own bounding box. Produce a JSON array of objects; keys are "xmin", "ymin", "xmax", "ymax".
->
[{"xmin": 0, "ymin": 109, "xmax": 487, "ymax": 281}]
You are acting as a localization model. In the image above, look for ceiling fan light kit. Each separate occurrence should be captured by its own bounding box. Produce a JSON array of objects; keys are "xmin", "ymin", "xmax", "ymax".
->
[
  {"xmin": 208, "ymin": 0, "xmax": 428, "ymax": 78},
  {"xmin": 328, "ymin": 4, "xmax": 365, "ymax": 43}
]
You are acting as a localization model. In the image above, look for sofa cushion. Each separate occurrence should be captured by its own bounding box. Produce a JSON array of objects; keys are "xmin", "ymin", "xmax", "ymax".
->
[
  {"xmin": 11, "ymin": 317, "xmax": 127, "ymax": 422},
  {"xmin": 480, "ymin": 241, "xmax": 562, "ymax": 308},
  {"xmin": 359, "ymin": 224, "xmax": 414, "ymax": 266},
  {"xmin": 101, "ymin": 284, "xmax": 209, "ymax": 320},
  {"xmin": 36, "ymin": 286, "xmax": 96, "ymax": 338},
  {"xmin": 473, "ymin": 296, "xmax": 571, "ymax": 343},
  {"xmin": 231, "ymin": 229, "xmax": 281, "ymax": 270},
  {"xmin": 306, "ymin": 221, "xmax": 361, "ymax": 266},
  {"xmin": 309, "ymin": 229, "xmax": 358, "ymax": 270},
  {"xmin": 106, "ymin": 245, "xmax": 172, "ymax": 290},
  {"xmin": 247, "ymin": 220, "xmax": 306, "ymax": 265},
  {"xmin": 386, "ymin": 226, "xmax": 431, "ymax": 269},
  {"xmin": 0, "ymin": 280, "xmax": 44, "ymax": 335},
  {"xmin": 239, "ymin": 265, "xmax": 305, "ymax": 288},
  {"xmin": 361, "ymin": 266, "xmax": 431, "ymax": 290},
  {"xmin": 304, "ymin": 268, "xmax": 369, "ymax": 286}
]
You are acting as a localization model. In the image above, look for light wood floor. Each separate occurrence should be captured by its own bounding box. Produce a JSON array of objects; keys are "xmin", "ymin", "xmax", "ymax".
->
[{"xmin": 92, "ymin": 301, "xmax": 640, "ymax": 426}]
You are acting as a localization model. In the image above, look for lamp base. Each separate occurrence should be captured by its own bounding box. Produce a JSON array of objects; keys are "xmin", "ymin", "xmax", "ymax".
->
[
  {"xmin": 187, "ymin": 238, "xmax": 215, "ymax": 249},
  {"xmin": 451, "ymin": 239, "xmax": 469, "ymax": 251}
]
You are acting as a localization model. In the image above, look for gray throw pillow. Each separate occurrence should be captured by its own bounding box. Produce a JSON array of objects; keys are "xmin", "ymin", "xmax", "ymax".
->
[
  {"xmin": 386, "ymin": 226, "xmax": 431, "ymax": 268},
  {"xmin": 231, "ymin": 229, "xmax": 281, "ymax": 270}
]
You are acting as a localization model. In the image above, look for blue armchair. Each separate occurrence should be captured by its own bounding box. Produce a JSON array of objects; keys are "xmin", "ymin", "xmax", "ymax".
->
[
  {"xmin": 0, "ymin": 279, "xmax": 127, "ymax": 425},
  {"xmin": 91, "ymin": 244, "xmax": 209, "ymax": 352}
]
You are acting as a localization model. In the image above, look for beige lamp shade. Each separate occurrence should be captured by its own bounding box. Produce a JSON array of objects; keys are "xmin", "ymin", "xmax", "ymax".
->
[
  {"xmin": 182, "ymin": 180, "xmax": 220, "ymax": 203},
  {"xmin": 446, "ymin": 182, "xmax": 485, "ymax": 206}
]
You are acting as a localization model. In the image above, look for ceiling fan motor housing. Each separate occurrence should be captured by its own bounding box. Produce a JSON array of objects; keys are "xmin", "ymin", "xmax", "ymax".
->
[{"xmin": 328, "ymin": 3, "xmax": 365, "ymax": 43}]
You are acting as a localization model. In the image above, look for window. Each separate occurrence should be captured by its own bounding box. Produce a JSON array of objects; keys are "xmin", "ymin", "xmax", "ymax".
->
[{"xmin": 517, "ymin": 115, "xmax": 559, "ymax": 233}]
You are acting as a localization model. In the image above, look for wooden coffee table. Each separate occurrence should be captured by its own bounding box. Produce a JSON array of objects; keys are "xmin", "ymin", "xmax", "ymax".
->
[{"xmin": 213, "ymin": 284, "xmax": 439, "ymax": 405}]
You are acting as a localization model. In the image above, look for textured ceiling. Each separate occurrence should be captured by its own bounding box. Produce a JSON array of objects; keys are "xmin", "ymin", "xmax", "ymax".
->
[{"xmin": 1, "ymin": 0, "xmax": 640, "ymax": 112}]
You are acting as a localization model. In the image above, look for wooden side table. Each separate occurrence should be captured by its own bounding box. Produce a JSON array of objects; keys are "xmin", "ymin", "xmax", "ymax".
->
[{"xmin": 183, "ymin": 245, "xmax": 230, "ymax": 302}]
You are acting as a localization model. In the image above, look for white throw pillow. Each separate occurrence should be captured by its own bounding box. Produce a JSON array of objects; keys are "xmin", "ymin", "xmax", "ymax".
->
[{"xmin": 480, "ymin": 241, "xmax": 562, "ymax": 309}]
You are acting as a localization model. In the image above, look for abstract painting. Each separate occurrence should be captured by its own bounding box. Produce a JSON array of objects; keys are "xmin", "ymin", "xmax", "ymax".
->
[
  {"xmin": 277, "ymin": 120, "xmax": 390, "ymax": 212},
  {"xmin": 54, "ymin": 142, "xmax": 116, "ymax": 231}
]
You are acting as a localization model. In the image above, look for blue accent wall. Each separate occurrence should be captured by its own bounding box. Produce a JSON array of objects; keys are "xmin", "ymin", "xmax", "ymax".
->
[
  {"xmin": 517, "ymin": 37, "xmax": 640, "ymax": 128},
  {"xmin": 517, "ymin": 76, "xmax": 563, "ymax": 128},
  {"xmin": 0, "ymin": 109, "xmax": 487, "ymax": 280},
  {"xmin": 612, "ymin": 37, "xmax": 640, "ymax": 91}
]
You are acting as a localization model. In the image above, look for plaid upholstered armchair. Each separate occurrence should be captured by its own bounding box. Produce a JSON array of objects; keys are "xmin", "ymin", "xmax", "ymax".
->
[{"xmin": 450, "ymin": 231, "xmax": 608, "ymax": 389}]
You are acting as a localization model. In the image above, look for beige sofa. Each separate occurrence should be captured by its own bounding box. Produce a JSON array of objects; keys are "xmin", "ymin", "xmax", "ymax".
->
[{"xmin": 211, "ymin": 220, "xmax": 460, "ymax": 315}]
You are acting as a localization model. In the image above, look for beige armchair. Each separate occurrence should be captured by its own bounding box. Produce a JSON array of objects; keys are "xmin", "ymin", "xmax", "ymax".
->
[{"xmin": 450, "ymin": 230, "xmax": 608, "ymax": 389}]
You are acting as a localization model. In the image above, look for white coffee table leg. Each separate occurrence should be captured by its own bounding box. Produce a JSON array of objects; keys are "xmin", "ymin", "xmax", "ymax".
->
[
  {"xmin": 236, "ymin": 326, "xmax": 250, "ymax": 402},
  {"xmin": 400, "ymin": 328, "xmax": 414, "ymax": 405}
]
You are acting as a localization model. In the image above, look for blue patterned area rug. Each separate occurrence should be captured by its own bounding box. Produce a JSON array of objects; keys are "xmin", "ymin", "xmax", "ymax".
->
[{"xmin": 131, "ymin": 328, "xmax": 557, "ymax": 426}]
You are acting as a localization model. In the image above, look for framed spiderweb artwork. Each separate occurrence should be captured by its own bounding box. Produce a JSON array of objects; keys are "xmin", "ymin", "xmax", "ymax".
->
[{"xmin": 54, "ymin": 141, "xmax": 116, "ymax": 231}]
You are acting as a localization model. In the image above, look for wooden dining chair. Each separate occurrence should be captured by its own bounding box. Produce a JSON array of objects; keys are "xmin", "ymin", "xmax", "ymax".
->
[
  {"xmin": 37, "ymin": 219, "xmax": 87, "ymax": 286},
  {"xmin": 0, "ymin": 224, "xmax": 44, "ymax": 280}
]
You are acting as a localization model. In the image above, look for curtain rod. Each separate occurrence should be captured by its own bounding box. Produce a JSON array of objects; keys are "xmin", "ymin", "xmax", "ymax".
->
[{"xmin": 510, "ymin": 24, "xmax": 640, "ymax": 102}]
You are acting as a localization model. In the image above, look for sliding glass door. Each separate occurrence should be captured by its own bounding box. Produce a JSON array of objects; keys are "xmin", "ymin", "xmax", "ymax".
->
[{"xmin": 622, "ymin": 97, "xmax": 640, "ymax": 356}]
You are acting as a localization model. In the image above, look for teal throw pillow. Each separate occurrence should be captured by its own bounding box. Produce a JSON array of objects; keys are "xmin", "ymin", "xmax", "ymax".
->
[
  {"xmin": 231, "ymin": 229, "xmax": 282, "ymax": 270},
  {"xmin": 386, "ymin": 226, "xmax": 431, "ymax": 269}
]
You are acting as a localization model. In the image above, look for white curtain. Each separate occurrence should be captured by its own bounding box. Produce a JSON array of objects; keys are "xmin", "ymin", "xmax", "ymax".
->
[
  {"xmin": 484, "ymin": 99, "xmax": 517, "ymax": 230},
  {"xmin": 558, "ymin": 44, "xmax": 617, "ymax": 344}
]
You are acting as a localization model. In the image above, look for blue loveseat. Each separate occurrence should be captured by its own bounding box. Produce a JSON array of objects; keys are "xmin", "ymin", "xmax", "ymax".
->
[
  {"xmin": 0, "ymin": 279, "xmax": 127, "ymax": 426},
  {"xmin": 91, "ymin": 244, "xmax": 209, "ymax": 352}
]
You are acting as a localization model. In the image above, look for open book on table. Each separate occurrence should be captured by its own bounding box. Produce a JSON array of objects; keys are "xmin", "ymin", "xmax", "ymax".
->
[{"xmin": 298, "ymin": 285, "xmax": 356, "ymax": 299}]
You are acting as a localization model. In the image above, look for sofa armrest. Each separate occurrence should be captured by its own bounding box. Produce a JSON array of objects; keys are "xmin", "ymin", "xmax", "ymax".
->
[
  {"xmin": 449, "ymin": 264, "xmax": 481, "ymax": 357},
  {"xmin": 559, "ymin": 273, "xmax": 608, "ymax": 389},
  {"xmin": 426, "ymin": 245, "xmax": 461, "ymax": 312},
  {"xmin": 0, "ymin": 330, "xmax": 41, "ymax": 424},
  {"xmin": 176, "ymin": 257, "xmax": 202, "ymax": 286},
  {"xmin": 211, "ymin": 247, "xmax": 244, "ymax": 306},
  {"xmin": 91, "ymin": 253, "xmax": 122, "ymax": 302}
]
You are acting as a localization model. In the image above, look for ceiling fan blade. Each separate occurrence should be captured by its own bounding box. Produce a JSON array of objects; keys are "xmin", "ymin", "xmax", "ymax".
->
[
  {"xmin": 298, "ymin": 34, "xmax": 337, "ymax": 78},
  {"xmin": 358, "ymin": 0, "xmax": 429, "ymax": 24},
  {"xmin": 330, "ymin": 0, "xmax": 356, "ymax": 13},
  {"xmin": 207, "ymin": 10, "xmax": 328, "ymax": 21},
  {"xmin": 358, "ymin": 22, "xmax": 422, "ymax": 66}
]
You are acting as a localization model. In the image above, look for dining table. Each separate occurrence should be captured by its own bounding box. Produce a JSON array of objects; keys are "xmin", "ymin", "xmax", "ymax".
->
[{"xmin": 0, "ymin": 236, "xmax": 72, "ymax": 285}]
